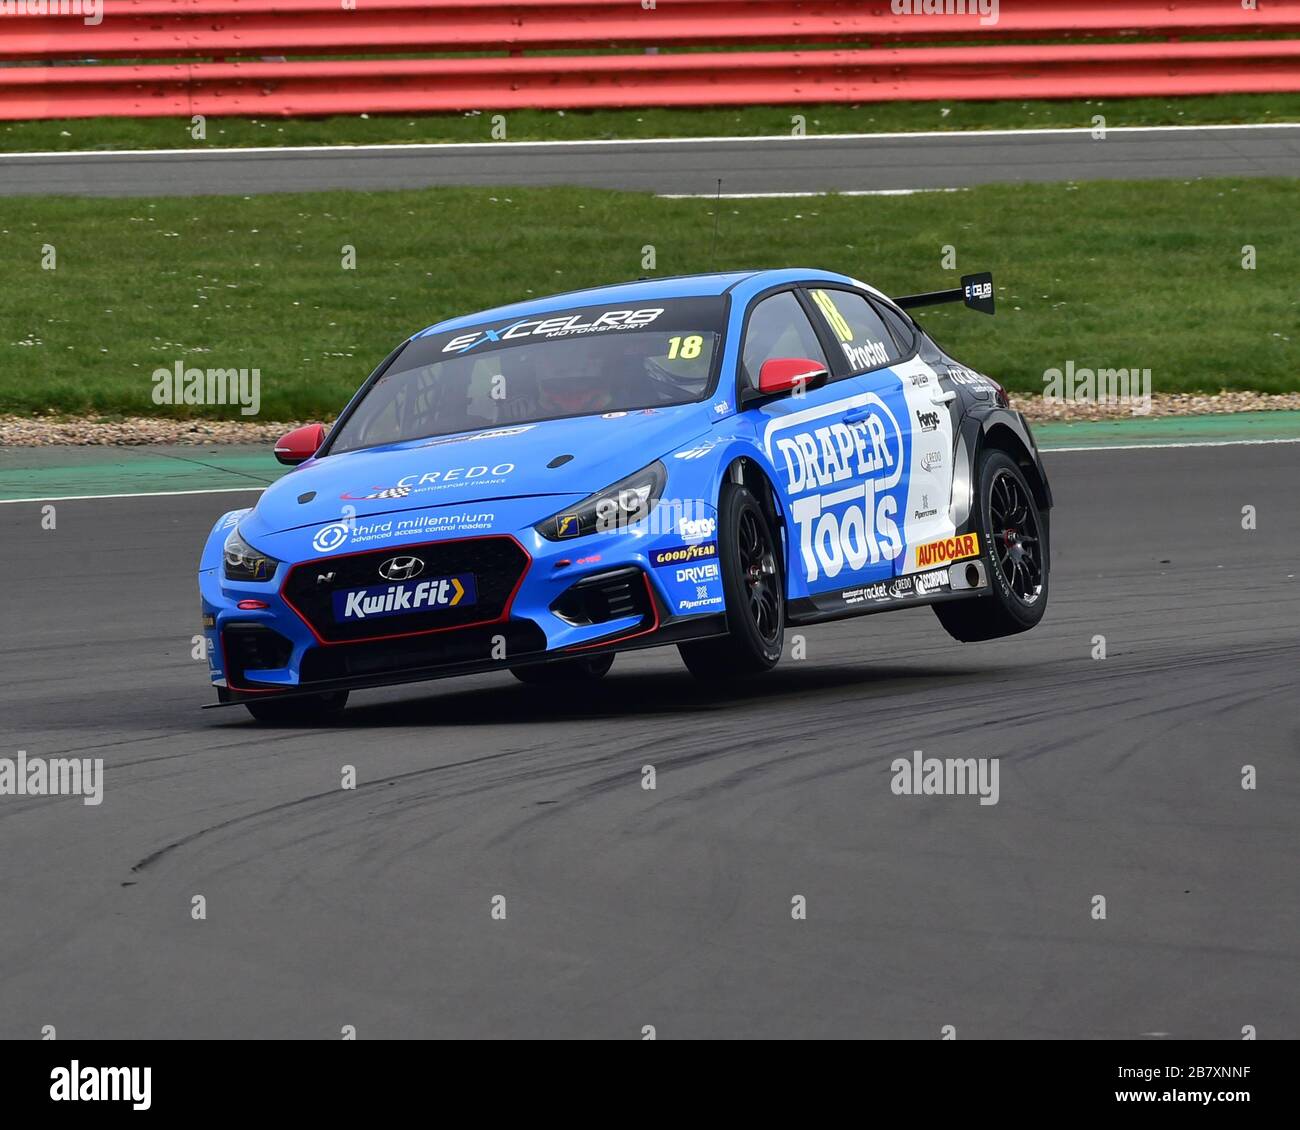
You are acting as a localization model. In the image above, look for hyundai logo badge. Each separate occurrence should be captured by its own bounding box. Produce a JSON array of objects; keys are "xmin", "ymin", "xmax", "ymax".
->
[{"xmin": 378, "ymin": 556, "xmax": 425, "ymax": 581}]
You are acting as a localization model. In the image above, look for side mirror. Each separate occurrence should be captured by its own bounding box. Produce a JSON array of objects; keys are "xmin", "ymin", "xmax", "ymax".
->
[
  {"xmin": 758, "ymin": 357, "xmax": 829, "ymax": 397},
  {"xmin": 274, "ymin": 423, "xmax": 325, "ymax": 466}
]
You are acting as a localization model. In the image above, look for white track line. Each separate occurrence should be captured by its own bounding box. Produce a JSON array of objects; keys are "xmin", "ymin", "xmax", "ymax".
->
[
  {"xmin": 2, "ymin": 122, "xmax": 1297, "ymax": 161},
  {"xmin": 1046, "ymin": 437, "xmax": 1300, "ymax": 453},
  {"xmin": 2, "ymin": 436, "xmax": 1297, "ymax": 503},
  {"xmin": 659, "ymin": 187, "xmax": 967, "ymax": 199},
  {"xmin": 0, "ymin": 485, "xmax": 265, "ymax": 505}
]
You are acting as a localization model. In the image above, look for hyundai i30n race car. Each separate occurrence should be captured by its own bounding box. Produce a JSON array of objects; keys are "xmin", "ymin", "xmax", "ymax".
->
[{"xmin": 200, "ymin": 268, "xmax": 1052, "ymax": 722}]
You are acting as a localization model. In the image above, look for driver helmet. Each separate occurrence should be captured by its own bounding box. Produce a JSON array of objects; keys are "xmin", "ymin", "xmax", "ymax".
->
[{"xmin": 535, "ymin": 341, "xmax": 616, "ymax": 415}]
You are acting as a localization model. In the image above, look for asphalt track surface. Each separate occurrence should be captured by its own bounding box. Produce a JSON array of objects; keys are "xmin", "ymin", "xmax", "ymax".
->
[
  {"xmin": 1, "ymin": 442, "xmax": 1297, "ymax": 1039},
  {"xmin": 3, "ymin": 125, "xmax": 1300, "ymax": 198}
]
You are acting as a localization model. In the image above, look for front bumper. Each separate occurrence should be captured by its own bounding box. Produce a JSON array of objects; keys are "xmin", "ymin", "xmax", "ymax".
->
[{"xmin": 200, "ymin": 509, "xmax": 726, "ymax": 703}]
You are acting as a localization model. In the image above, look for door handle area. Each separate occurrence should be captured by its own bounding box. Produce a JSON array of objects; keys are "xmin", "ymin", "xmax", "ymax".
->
[
  {"xmin": 930, "ymin": 390, "xmax": 957, "ymax": 404},
  {"xmin": 842, "ymin": 407, "xmax": 871, "ymax": 424}
]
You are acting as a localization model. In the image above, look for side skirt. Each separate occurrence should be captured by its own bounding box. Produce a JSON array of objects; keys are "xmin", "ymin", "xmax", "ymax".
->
[{"xmin": 787, "ymin": 581, "xmax": 991, "ymax": 628}]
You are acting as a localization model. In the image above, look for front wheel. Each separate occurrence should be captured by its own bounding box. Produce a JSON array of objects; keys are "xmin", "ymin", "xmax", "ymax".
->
[
  {"xmin": 679, "ymin": 482, "xmax": 784, "ymax": 681},
  {"xmin": 933, "ymin": 449, "xmax": 1049, "ymax": 643},
  {"xmin": 244, "ymin": 690, "xmax": 349, "ymax": 725}
]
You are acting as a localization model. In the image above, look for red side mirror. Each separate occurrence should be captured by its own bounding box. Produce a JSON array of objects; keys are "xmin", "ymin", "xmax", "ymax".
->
[
  {"xmin": 758, "ymin": 357, "xmax": 829, "ymax": 396},
  {"xmin": 274, "ymin": 423, "xmax": 325, "ymax": 466}
]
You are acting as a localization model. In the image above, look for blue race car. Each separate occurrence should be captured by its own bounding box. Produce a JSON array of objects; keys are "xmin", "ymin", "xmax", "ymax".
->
[{"xmin": 199, "ymin": 268, "xmax": 1052, "ymax": 723}]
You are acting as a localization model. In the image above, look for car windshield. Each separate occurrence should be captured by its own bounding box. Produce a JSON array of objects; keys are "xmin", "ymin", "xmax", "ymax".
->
[{"xmin": 330, "ymin": 296, "xmax": 727, "ymax": 454}]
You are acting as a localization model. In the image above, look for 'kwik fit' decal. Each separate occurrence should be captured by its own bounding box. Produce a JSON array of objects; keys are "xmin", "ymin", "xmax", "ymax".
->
[
  {"xmin": 764, "ymin": 391, "xmax": 907, "ymax": 586},
  {"xmin": 333, "ymin": 575, "xmax": 477, "ymax": 622}
]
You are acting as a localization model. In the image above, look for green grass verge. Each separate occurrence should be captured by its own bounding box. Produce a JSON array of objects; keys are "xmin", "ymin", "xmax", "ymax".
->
[
  {"xmin": 0, "ymin": 177, "xmax": 1294, "ymax": 419},
  {"xmin": 4, "ymin": 93, "xmax": 1300, "ymax": 152}
]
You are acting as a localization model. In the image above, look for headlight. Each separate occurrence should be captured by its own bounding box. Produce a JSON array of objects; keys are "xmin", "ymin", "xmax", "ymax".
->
[
  {"xmin": 536, "ymin": 461, "xmax": 667, "ymax": 541},
  {"xmin": 223, "ymin": 528, "xmax": 280, "ymax": 582}
]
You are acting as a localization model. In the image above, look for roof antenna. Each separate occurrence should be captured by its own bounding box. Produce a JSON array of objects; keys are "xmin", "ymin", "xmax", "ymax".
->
[{"xmin": 708, "ymin": 178, "xmax": 723, "ymax": 270}]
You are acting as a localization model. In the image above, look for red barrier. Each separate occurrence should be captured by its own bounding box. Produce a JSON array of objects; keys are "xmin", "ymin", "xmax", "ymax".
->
[
  {"xmin": 4, "ymin": 0, "xmax": 1299, "ymax": 59},
  {"xmin": 1, "ymin": 1, "xmax": 1298, "ymax": 119},
  {"xmin": 5, "ymin": 40, "xmax": 1299, "ymax": 121}
]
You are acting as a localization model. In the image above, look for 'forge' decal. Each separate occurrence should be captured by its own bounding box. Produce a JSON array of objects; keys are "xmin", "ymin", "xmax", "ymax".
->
[
  {"xmin": 764, "ymin": 392, "xmax": 907, "ymax": 586},
  {"xmin": 913, "ymin": 532, "xmax": 980, "ymax": 571}
]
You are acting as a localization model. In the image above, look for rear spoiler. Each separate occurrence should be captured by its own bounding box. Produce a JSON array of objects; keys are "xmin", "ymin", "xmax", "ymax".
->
[{"xmin": 894, "ymin": 272, "xmax": 995, "ymax": 316}]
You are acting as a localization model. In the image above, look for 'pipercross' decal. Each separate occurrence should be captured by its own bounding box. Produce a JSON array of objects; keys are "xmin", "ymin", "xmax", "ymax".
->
[
  {"xmin": 764, "ymin": 392, "xmax": 906, "ymax": 585},
  {"xmin": 443, "ymin": 308, "xmax": 664, "ymax": 354}
]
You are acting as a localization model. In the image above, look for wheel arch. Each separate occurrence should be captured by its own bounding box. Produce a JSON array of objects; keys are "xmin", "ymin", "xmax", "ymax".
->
[
  {"xmin": 978, "ymin": 419, "xmax": 1052, "ymax": 514},
  {"xmin": 719, "ymin": 454, "xmax": 789, "ymax": 593},
  {"xmin": 722, "ymin": 455, "xmax": 782, "ymax": 525}
]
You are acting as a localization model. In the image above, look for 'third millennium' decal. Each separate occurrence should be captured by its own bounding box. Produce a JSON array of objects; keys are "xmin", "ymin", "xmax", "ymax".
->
[{"xmin": 764, "ymin": 392, "xmax": 907, "ymax": 585}]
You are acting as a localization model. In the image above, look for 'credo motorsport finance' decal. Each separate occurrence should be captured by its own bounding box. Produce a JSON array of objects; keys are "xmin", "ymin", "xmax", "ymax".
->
[{"xmin": 764, "ymin": 390, "xmax": 910, "ymax": 592}]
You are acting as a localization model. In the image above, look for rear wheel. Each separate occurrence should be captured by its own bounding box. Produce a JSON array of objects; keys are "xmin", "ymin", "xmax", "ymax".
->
[
  {"xmin": 510, "ymin": 652, "xmax": 614, "ymax": 686},
  {"xmin": 244, "ymin": 690, "xmax": 349, "ymax": 725},
  {"xmin": 933, "ymin": 449, "xmax": 1049, "ymax": 642},
  {"xmin": 679, "ymin": 482, "xmax": 784, "ymax": 681}
]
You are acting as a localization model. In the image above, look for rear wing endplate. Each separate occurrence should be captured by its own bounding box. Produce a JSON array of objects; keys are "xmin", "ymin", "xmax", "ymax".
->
[{"xmin": 894, "ymin": 272, "xmax": 995, "ymax": 316}]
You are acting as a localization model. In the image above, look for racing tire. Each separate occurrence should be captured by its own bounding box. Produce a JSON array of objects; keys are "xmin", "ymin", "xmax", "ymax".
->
[
  {"xmin": 510, "ymin": 652, "xmax": 614, "ymax": 686},
  {"xmin": 679, "ymin": 482, "xmax": 784, "ymax": 681},
  {"xmin": 244, "ymin": 690, "xmax": 349, "ymax": 725},
  {"xmin": 933, "ymin": 450, "xmax": 1049, "ymax": 643}
]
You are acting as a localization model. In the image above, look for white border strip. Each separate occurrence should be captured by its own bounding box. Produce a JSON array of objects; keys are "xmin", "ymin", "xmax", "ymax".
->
[
  {"xmin": 2, "ymin": 122, "xmax": 1297, "ymax": 161},
  {"xmin": 1045, "ymin": 437, "xmax": 1300, "ymax": 453},
  {"xmin": 0, "ymin": 485, "xmax": 265, "ymax": 505},
  {"xmin": 2, "ymin": 435, "xmax": 1298, "ymax": 503},
  {"xmin": 659, "ymin": 187, "xmax": 967, "ymax": 199}
]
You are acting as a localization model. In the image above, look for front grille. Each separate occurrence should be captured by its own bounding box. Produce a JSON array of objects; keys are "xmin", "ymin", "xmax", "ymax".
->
[
  {"xmin": 299, "ymin": 621, "xmax": 547, "ymax": 683},
  {"xmin": 224, "ymin": 623, "xmax": 294, "ymax": 686},
  {"xmin": 551, "ymin": 568, "xmax": 651, "ymax": 626},
  {"xmin": 283, "ymin": 535, "xmax": 528, "ymax": 643}
]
